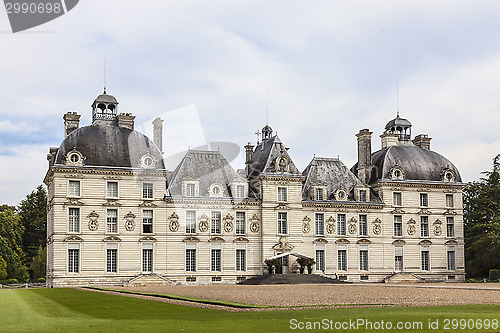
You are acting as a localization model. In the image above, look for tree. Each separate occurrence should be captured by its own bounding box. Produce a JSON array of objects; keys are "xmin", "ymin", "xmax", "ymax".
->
[
  {"xmin": 29, "ymin": 246, "xmax": 46, "ymax": 281},
  {"xmin": 17, "ymin": 185, "xmax": 47, "ymax": 264},
  {"xmin": 464, "ymin": 154, "xmax": 500, "ymax": 278},
  {"xmin": 0, "ymin": 208, "xmax": 24, "ymax": 258},
  {"xmin": 0, "ymin": 236, "xmax": 28, "ymax": 282},
  {"xmin": 0, "ymin": 256, "xmax": 7, "ymax": 280}
]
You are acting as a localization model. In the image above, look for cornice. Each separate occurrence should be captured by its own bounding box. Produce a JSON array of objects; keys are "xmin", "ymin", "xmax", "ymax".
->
[
  {"xmin": 372, "ymin": 181, "xmax": 465, "ymax": 190},
  {"xmin": 302, "ymin": 202, "xmax": 384, "ymax": 210}
]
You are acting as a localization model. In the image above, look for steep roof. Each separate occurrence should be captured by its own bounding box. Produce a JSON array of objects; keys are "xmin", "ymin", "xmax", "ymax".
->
[{"xmin": 250, "ymin": 135, "xmax": 301, "ymax": 177}]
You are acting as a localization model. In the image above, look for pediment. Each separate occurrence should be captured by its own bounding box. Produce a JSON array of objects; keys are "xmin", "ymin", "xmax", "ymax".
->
[
  {"xmin": 313, "ymin": 237, "xmax": 328, "ymax": 244},
  {"xmin": 418, "ymin": 240, "xmax": 432, "ymax": 245},
  {"xmin": 103, "ymin": 236, "xmax": 121, "ymax": 242},
  {"xmin": 139, "ymin": 236, "xmax": 157, "ymax": 242},
  {"xmin": 208, "ymin": 236, "xmax": 225, "ymax": 243},
  {"xmin": 233, "ymin": 236, "xmax": 249, "ymax": 243},
  {"xmin": 357, "ymin": 239, "xmax": 371, "ymax": 244},
  {"xmin": 335, "ymin": 238, "xmax": 350, "ymax": 244},
  {"xmin": 182, "ymin": 236, "xmax": 200, "ymax": 243},
  {"xmin": 445, "ymin": 240, "xmax": 458, "ymax": 245},
  {"xmin": 392, "ymin": 239, "xmax": 406, "ymax": 245},
  {"xmin": 64, "ymin": 235, "xmax": 83, "ymax": 242}
]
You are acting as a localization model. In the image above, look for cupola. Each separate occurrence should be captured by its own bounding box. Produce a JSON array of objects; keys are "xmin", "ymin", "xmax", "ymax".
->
[{"xmin": 91, "ymin": 89, "xmax": 119, "ymax": 123}]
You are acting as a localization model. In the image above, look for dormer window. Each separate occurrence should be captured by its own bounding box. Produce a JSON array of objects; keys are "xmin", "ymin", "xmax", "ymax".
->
[
  {"xmin": 315, "ymin": 188, "xmax": 324, "ymax": 201},
  {"xmin": 65, "ymin": 149, "xmax": 84, "ymax": 166},
  {"xmin": 186, "ymin": 183, "xmax": 196, "ymax": 197},
  {"xmin": 236, "ymin": 185, "xmax": 245, "ymax": 198},
  {"xmin": 182, "ymin": 177, "xmax": 200, "ymax": 197},
  {"xmin": 209, "ymin": 184, "xmax": 223, "ymax": 197},
  {"xmin": 390, "ymin": 167, "xmax": 404, "ymax": 180},
  {"xmin": 230, "ymin": 177, "xmax": 248, "ymax": 199},
  {"xmin": 335, "ymin": 189, "xmax": 347, "ymax": 201},
  {"xmin": 355, "ymin": 186, "xmax": 370, "ymax": 202},
  {"xmin": 443, "ymin": 169, "xmax": 456, "ymax": 182},
  {"xmin": 359, "ymin": 190, "xmax": 367, "ymax": 202}
]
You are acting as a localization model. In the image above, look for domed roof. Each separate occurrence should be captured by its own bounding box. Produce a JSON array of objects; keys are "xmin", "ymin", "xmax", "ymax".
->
[
  {"xmin": 352, "ymin": 143, "xmax": 461, "ymax": 184},
  {"xmin": 385, "ymin": 116, "xmax": 412, "ymax": 130},
  {"xmin": 54, "ymin": 123, "xmax": 165, "ymax": 169},
  {"xmin": 262, "ymin": 124, "xmax": 273, "ymax": 132},
  {"xmin": 92, "ymin": 90, "xmax": 118, "ymax": 105}
]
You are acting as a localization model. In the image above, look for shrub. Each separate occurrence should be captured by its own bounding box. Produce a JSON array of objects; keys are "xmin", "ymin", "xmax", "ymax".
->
[
  {"xmin": 489, "ymin": 269, "xmax": 500, "ymax": 281},
  {"xmin": 37, "ymin": 277, "xmax": 46, "ymax": 283},
  {"xmin": 0, "ymin": 278, "xmax": 19, "ymax": 285}
]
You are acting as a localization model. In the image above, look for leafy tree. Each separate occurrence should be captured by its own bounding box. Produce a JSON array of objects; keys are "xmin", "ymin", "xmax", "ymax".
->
[
  {"xmin": 464, "ymin": 154, "xmax": 500, "ymax": 278},
  {"xmin": 29, "ymin": 246, "xmax": 46, "ymax": 281},
  {"xmin": 0, "ymin": 236, "xmax": 28, "ymax": 282},
  {"xmin": 0, "ymin": 256, "xmax": 7, "ymax": 280},
  {"xmin": 18, "ymin": 185, "xmax": 47, "ymax": 263},
  {"xmin": 0, "ymin": 208, "xmax": 24, "ymax": 257}
]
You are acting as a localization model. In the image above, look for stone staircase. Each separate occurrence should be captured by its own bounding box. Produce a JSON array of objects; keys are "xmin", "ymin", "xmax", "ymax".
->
[
  {"xmin": 238, "ymin": 273, "xmax": 346, "ymax": 285},
  {"xmin": 124, "ymin": 274, "xmax": 174, "ymax": 287},
  {"xmin": 384, "ymin": 272, "xmax": 424, "ymax": 283}
]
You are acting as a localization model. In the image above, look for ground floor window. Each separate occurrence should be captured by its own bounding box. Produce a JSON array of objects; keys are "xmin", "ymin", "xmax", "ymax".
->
[
  {"xmin": 142, "ymin": 248, "xmax": 153, "ymax": 273},
  {"xmin": 359, "ymin": 246, "xmax": 368, "ymax": 271},
  {"xmin": 338, "ymin": 248, "xmax": 347, "ymax": 271},
  {"xmin": 316, "ymin": 249, "xmax": 325, "ymax": 271},
  {"xmin": 68, "ymin": 247, "xmax": 79, "ymax": 273},
  {"xmin": 447, "ymin": 247, "xmax": 456, "ymax": 271},
  {"xmin": 394, "ymin": 246, "xmax": 403, "ymax": 272},
  {"xmin": 236, "ymin": 249, "xmax": 246, "ymax": 272},
  {"xmin": 211, "ymin": 248, "xmax": 221, "ymax": 272},
  {"xmin": 106, "ymin": 248, "xmax": 117, "ymax": 273},
  {"xmin": 186, "ymin": 248, "xmax": 196, "ymax": 272},
  {"xmin": 421, "ymin": 246, "xmax": 430, "ymax": 271}
]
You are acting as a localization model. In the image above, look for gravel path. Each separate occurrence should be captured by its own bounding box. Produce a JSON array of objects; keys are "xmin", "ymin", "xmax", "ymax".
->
[{"xmin": 115, "ymin": 283, "xmax": 500, "ymax": 308}]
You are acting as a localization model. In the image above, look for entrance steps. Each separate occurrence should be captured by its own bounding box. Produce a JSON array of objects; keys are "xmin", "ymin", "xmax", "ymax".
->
[
  {"xmin": 238, "ymin": 273, "xmax": 346, "ymax": 285},
  {"xmin": 384, "ymin": 272, "xmax": 423, "ymax": 283},
  {"xmin": 124, "ymin": 274, "xmax": 174, "ymax": 287}
]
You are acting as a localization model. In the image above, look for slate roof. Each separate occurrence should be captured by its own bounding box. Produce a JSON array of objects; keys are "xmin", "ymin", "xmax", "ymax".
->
[
  {"xmin": 249, "ymin": 135, "xmax": 301, "ymax": 177},
  {"xmin": 167, "ymin": 150, "xmax": 239, "ymax": 197},
  {"xmin": 54, "ymin": 122, "xmax": 165, "ymax": 169}
]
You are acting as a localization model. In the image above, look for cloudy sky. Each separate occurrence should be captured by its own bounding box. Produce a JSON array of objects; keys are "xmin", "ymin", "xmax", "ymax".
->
[{"xmin": 1, "ymin": 0, "xmax": 500, "ymax": 205}]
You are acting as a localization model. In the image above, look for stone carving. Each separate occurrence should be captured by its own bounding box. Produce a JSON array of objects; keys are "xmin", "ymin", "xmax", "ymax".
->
[
  {"xmin": 64, "ymin": 198, "xmax": 84, "ymax": 206},
  {"xmin": 326, "ymin": 216, "xmax": 335, "ymax": 234},
  {"xmin": 87, "ymin": 211, "xmax": 99, "ymax": 231},
  {"xmin": 199, "ymin": 220, "xmax": 209, "ymax": 232},
  {"xmin": 433, "ymin": 219, "xmax": 442, "ymax": 236},
  {"xmin": 223, "ymin": 213, "xmax": 234, "ymax": 232},
  {"xmin": 407, "ymin": 218, "xmax": 416, "ymax": 236},
  {"xmin": 302, "ymin": 216, "xmax": 311, "ymax": 234},
  {"xmin": 168, "ymin": 212, "xmax": 179, "ymax": 232},
  {"xmin": 272, "ymin": 236, "xmax": 294, "ymax": 251},
  {"xmin": 348, "ymin": 217, "xmax": 357, "ymax": 234},
  {"xmin": 373, "ymin": 217, "xmax": 382, "ymax": 235},
  {"xmin": 124, "ymin": 211, "xmax": 136, "ymax": 231},
  {"xmin": 274, "ymin": 155, "xmax": 290, "ymax": 173},
  {"xmin": 250, "ymin": 221, "xmax": 259, "ymax": 233}
]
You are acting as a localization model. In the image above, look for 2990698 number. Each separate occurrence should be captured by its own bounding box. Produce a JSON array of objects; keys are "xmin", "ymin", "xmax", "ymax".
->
[
  {"xmin": 5, "ymin": 2, "xmax": 62, "ymax": 14},
  {"xmin": 443, "ymin": 319, "xmax": 498, "ymax": 330}
]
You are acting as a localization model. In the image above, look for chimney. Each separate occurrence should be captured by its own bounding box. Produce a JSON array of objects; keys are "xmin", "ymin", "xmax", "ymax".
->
[
  {"xmin": 244, "ymin": 142, "xmax": 254, "ymax": 176},
  {"xmin": 152, "ymin": 117, "xmax": 164, "ymax": 153},
  {"xmin": 380, "ymin": 131, "xmax": 399, "ymax": 149},
  {"xmin": 356, "ymin": 129, "xmax": 373, "ymax": 184},
  {"xmin": 413, "ymin": 134, "xmax": 432, "ymax": 150},
  {"xmin": 63, "ymin": 112, "xmax": 80, "ymax": 137},
  {"xmin": 117, "ymin": 113, "xmax": 135, "ymax": 130}
]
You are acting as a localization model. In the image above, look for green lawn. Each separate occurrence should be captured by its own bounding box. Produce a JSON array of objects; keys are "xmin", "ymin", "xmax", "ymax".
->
[{"xmin": 1, "ymin": 288, "xmax": 500, "ymax": 332}]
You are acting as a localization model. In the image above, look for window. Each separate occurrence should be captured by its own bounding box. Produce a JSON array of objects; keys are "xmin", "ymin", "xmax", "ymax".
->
[
  {"xmin": 421, "ymin": 247, "xmax": 430, "ymax": 271},
  {"xmin": 186, "ymin": 210, "xmax": 196, "ymax": 234},
  {"xmin": 107, "ymin": 181, "xmax": 118, "ymax": 198},
  {"xmin": 277, "ymin": 187, "xmax": 287, "ymax": 202},
  {"xmin": 446, "ymin": 194, "xmax": 454, "ymax": 208},
  {"xmin": 277, "ymin": 212, "xmax": 287, "ymax": 235},
  {"xmin": 68, "ymin": 208, "xmax": 80, "ymax": 233},
  {"xmin": 316, "ymin": 249, "xmax": 325, "ymax": 271},
  {"xmin": 315, "ymin": 188, "xmax": 324, "ymax": 201},
  {"xmin": 337, "ymin": 214, "xmax": 346, "ymax": 236},
  {"xmin": 395, "ymin": 246, "xmax": 403, "ymax": 272},
  {"xmin": 446, "ymin": 217, "xmax": 455, "ymax": 238},
  {"xmin": 393, "ymin": 192, "xmax": 402, "ymax": 207},
  {"xmin": 235, "ymin": 212, "xmax": 245, "ymax": 235},
  {"xmin": 211, "ymin": 211, "xmax": 221, "ymax": 234},
  {"xmin": 338, "ymin": 248, "xmax": 347, "ymax": 271},
  {"xmin": 186, "ymin": 248, "xmax": 196, "ymax": 272},
  {"xmin": 211, "ymin": 248, "xmax": 221, "ymax": 272},
  {"xmin": 236, "ymin": 185, "xmax": 245, "ymax": 198},
  {"xmin": 236, "ymin": 249, "xmax": 246, "ymax": 271},
  {"xmin": 420, "ymin": 216, "xmax": 429, "ymax": 238},
  {"xmin": 359, "ymin": 215, "xmax": 367, "ymax": 236},
  {"xmin": 68, "ymin": 180, "xmax": 80, "ymax": 197},
  {"xmin": 142, "ymin": 210, "xmax": 153, "ymax": 233},
  {"xmin": 143, "ymin": 183, "xmax": 153, "ymax": 199},
  {"xmin": 420, "ymin": 193, "xmax": 428, "ymax": 207},
  {"xmin": 186, "ymin": 183, "xmax": 196, "ymax": 197},
  {"xmin": 447, "ymin": 247, "xmax": 456, "ymax": 271},
  {"xmin": 142, "ymin": 247, "xmax": 153, "ymax": 273},
  {"xmin": 359, "ymin": 247, "xmax": 368, "ymax": 271},
  {"xmin": 68, "ymin": 245, "xmax": 79, "ymax": 273},
  {"xmin": 107, "ymin": 209, "xmax": 118, "ymax": 233},
  {"xmin": 107, "ymin": 248, "xmax": 117, "ymax": 273},
  {"xmin": 359, "ymin": 189, "xmax": 367, "ymax": 202},
  {"xmin": 315, "ymin": 213, "xmax": 325, "ymax": 236},
  {"xmin": 394, "ymin": 215, "xmax": 402, "ymax": 237}
]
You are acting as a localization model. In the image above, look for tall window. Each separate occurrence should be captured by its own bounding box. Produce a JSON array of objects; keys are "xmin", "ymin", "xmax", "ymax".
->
[
  {"xmin": 393, "ymin": 192, "xmax": 402, "ymax": 206},
  {"xmin": 445, "ymin": 194, "xmax": 454, "ymax": 208},
  {"xmin": 106, "ymin": 248, "xmax": 117, "ymax": 273},
  {"xmin": 315, "ymin": 188, "xmax": 324, "ymax": 201},
  {"xmin": 359, "ymin": 189, "xmax": 367, "ymax": 202},
  {"xmin": 316, "ymin": 249, "xmax": 325, "ymax": 271},
  {"xmin": 68, "ymin": 180, "xmax": 80, "ymax": 197},
  {"xmin": 142, "ymin": 247, "xmax": 153, "ymax": 273},
  {"xmin": 186, "ymin": 248, "xmax": 196, "ymax": 272},
  {"xmin": 277, "ymin": 212, "xmax": 287, "ymax": 235},
  {"xmin": 211, "ymin": 211, "xmax": 221, "ymax": 234},
  {"xmin": 235, "ymin": 212, "xmax": 246, "ymax": 235},
  {"xmin": 68, "ymin": 208, "xmax": 80, "ymax": 233},
  {"xmin": 142, "ymin": 183, "xmax": 153, "ymax": 199},
  {"xmin": 68, "ymin": 246, "xmax": 79, "ymax": 273},
  {"xmin": 186, "ymin": 210, "xmax": 196, "ymax": 234},
  {"xmin": 338, "ymin": 248, "xmax": 347, "ymax": 271},
  {"xmin": 359, "ymin": 215, "xmax": 367, "ymax": 236},
  {"xmin": 107, "ymin": 209, "xmax": 118, "ymax": 233},
  {"xmin": 186, "ymin": 183, "xmax": 196, "ymax": 197},
  {"xmin": 446, "ymin": 217, "xmax": 455, "ymax": 238},
  {"xmin": 142, "ymin": 210, "xmax": 153, "ymax": 233},
  {"xmin": 419, "ymin": 193, "xmax": 428, "ymax": 207},
  {"xmin": 236, "ymin": 249, "xmax": 246, "ymax": 271},
  {"xmin": 420, "ymin": 216, "xmax": 429, "ymax": 237},
  {"xmin": 107, "ymin": 181, "xmax": 118, "ymax": 198},
  {"xmin": 337, "ymin": 214, "xmax": 346, "ymax": 236},
  {"xmin": 394, "ymin": 215, "xmax": 402, "ymax": 237},
  {"xmin": 211, "ymin": 247, "xmax": 221, "ymax": 272},
  {"xmin": 236, "ymin": 185, "xmax": 245, "ymax": 198},
  {"xmin": 315, "ymin": 213, "xmax": 325, "ymax": 236},
  {"xmin": 421, "ymin": 247, "xmax": 430, "ymax": 271},
  {"xmin": 359, "ymin": 247, "xmax": 368, "ymax": 271},
  {"xmin": 395, "ymin": 246, "xmax": 403, "ymax": 272},
  {"xmin": 277, "ymin": 187, "xmax": 287, "ymax": 202},
  {"xmin": 447, "ymin": 247, "xmax": 456, "ymax": 271}
]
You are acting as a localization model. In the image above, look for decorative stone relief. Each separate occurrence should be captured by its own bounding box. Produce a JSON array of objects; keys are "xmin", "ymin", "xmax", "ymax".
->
[
  {"xmin": 302, "ymin": 216, "xmax": 311, "ymax": 234},
  {"xmin": 407, "ymin": 218, "xmax": 416, "ymax": 236},
  {"xmin": 348, "ymin": 217, "xmax": 357, "ymax": 234},
  {"xmin": 223, "ymin": 213, "xmax": 234, "ymax": 232},
  {"xmin": 124, "ymin": 211, "xmax": 136, "ymax": 231},
  {"xmin": 433, "ymin": 219, "xmax": 442, "ymax": 236},
  {"xmin": 168, "ymin": 212, "xmax": 179, "ymax": 232},
  {"xmin": 250, "ymin": 222, "xmax": 259, "ymax": 233},
  {"xmin": 87, "ymin": 211, "xmax": 99, "ymax": 231},
  {"xmin": 272, "ymin": 236, "xmax": 294, "ymax": 251},
  {"xmin": 373, "ymin": 217, "xmax": 382, "ymax": 235},
  {"xmin": 64, "ymin": 198, "xmax": 84, "ymax": 206},
  {"xmin": 326, "ymin": 216, "xmax": 335, "ymax": 234},
  {"xmin": 199, "ymin": 220, "xmax": 209, "ymax": 232}
]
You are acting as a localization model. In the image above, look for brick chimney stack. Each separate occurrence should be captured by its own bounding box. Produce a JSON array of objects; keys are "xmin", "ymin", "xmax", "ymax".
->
[
  {"xmin": 63, "ymin": 112, "xmax": 81, "ymax": 137},
  {"xmin": 117, "ymin": 113, "xmax": 135, "ymax": 130},
  {"xmin": 413, "ymin": 134, "xmax": 432, "ymax": 150},
  {"xmin": 152, "ymin": 117, "xmax": 164, "ymax": 154},
  {"xmin": 356, "ymin": 129, "xmax": 373, "ymax": 184},
  {"xmin": 244, "ymin": 142, "xmax": 254, "ymax": 176}
]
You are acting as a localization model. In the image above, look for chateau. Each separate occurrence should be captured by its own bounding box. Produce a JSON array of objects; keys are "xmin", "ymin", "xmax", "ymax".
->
[{"xmin": 44, "ymin": 90, "xmax": 465, "ymax": 286}]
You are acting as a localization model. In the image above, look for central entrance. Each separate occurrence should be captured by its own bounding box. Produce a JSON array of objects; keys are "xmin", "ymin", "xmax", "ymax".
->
[{"xmin": 265, "ymin": 252, "xmax": 314, "ymax": 274}]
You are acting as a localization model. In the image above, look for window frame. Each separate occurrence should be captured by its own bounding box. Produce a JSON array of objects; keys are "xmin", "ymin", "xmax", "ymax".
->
[
  {"xmin": 142, "ymin": 182, "xmax": 154, "ymax": 199},
  {"xmin": 106, "ymin": 248, "xmax": 118, "ymax": 273},
  {"xmin": 338, "ymin": 248, "xmax": 347, "ymax": 271},
  {"xmin": 68, "ymin": 246, "xmax": 80, "ymax": 273},
  {"xmin": 236, "ymin": 184, "xmax": 245, "ymax": 198},
  {"xmin": 211, "ymin": 211, "xmax": 222, "ymax": 234},
  {"xmin": 315, "ymin": 213, "xmax": 325, "ymax": 236},
  {"xmin": 186, "ymin": 183, "xmax": 196, "ymax": 197},
  {"xmin": 142, "ymin": 210, "xmax": 153, "ymax": 234},
  {"xmin": 185, "ymin": 248, "xmax": 196, "ymax": 272},
  {"xmin": 419, "ymin": 193, "xmax": 428, "ymax": 207},
  {"xmin": 359, "ymin": 214, "xmax": 368, "ymax": 236},
  {"xmin": 211, "ymin": 248, "xmax": 221, "ymax": 272},
  {"xmin": 142, "ymin": 247, "xmax": 153, "ymax": 273},
  {"xmin": 421, "ymin": 247, "xmax": 430, "ymax": 271},
  {"xmin": 445, "ymin": 194, "xmax": 454, "ymax": 208},
  {"xmin": 106, "ymin": 208, "xmax": 118, "ymax": 233},
  {"xmin": 185, "ymin": 210, "xmax": 196, "ymax": 234},
  {"xmin": 393, "ymin": 192, "xmax": 402, "ymax": 207},
  {"xmin": 68, "ymin": 180, "xmax": 81, "ymax": 197},
  {"xmin": 337, "ymin": 214, "xmax": 346, "ymax": 236},
  {"xmin": 277, "ymin": 187, "xmax": 288, "ymax": 202},
  {"xmin": 277, "ymin": 212, "xmax": 288, "ymax": 235},
  {"xmin": 420, "ymin": 216, "xmax": 429, "ymax": 238},
  {"xmin": 107, "ymin": 181, "xmax": 119, "ymax": 198},
  {"xmin": 447, "ymin": 247, "xmax": 456, "ymax": 271},
  {"xmin": 235, "ymin": 211, "xmax": 246, "ymax": 235},
  {"xmin": 236, "ymin": 248, "xmax": 246, "ymax": 272},
  {"xmin": 394, "ymin": 215, "xmax": 403, "ymax": 237},
  {"xmin": 68, "ymin": 207, "xmax": 80, "ymax": 233},
  {"xmin": 315, "ymin": 187, "xmax": 324, "ymax": 201},
  {"xmin": 359, "ymin": 248, "xmax": 369, "ymax": 271},
  {"xmin": 446, "ymin": 217, "xmax": 455, "ymax": 238}
]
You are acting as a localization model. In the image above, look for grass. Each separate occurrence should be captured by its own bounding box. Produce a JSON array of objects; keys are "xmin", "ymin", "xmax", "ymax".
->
[{"xmin": 1, "ymin": 288, "xmax": 500, "ymax": 332}]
